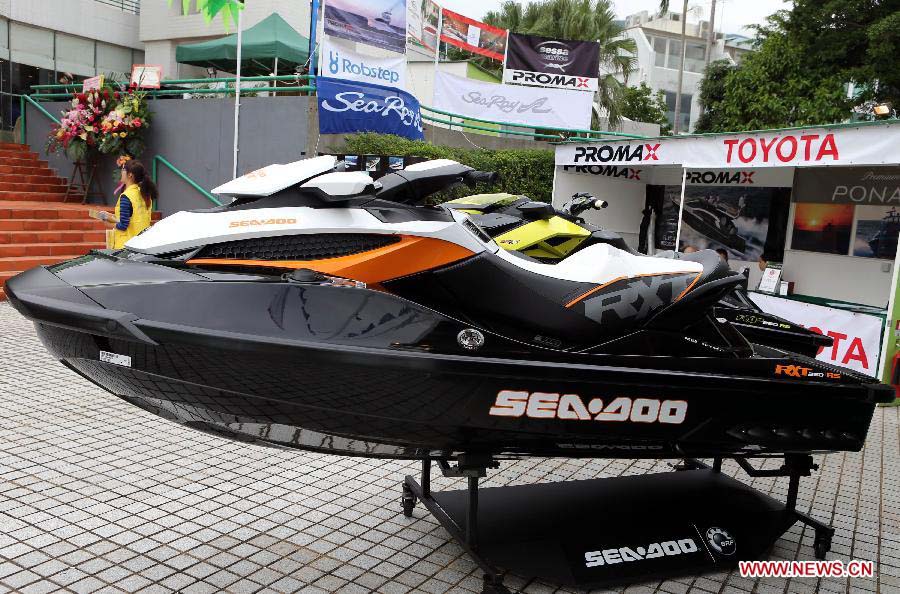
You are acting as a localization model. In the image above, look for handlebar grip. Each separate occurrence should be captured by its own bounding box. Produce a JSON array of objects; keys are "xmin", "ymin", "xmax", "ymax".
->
[
  {"xmin": 465, "ymin": 171, "xmax": 499, "ymax": 187},
  {"xmin": 594, "ymin": 199, "xmax": 609, "ymax": 209}
]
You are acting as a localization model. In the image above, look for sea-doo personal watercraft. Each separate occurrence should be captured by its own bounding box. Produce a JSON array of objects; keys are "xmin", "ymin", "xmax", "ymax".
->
[
  {"xmin": 679, "ymin": 196, "xmax": 747, "ymax": 253},
  {"xmin": 7, "ymin": 157, "xmax": 893, "ymax": 461},
  {"xmin": 443, "ymin": 192, "xmax": 832, "ymax": 357}
]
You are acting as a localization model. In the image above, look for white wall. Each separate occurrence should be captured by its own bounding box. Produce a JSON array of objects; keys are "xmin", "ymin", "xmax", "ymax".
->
[
  {"xmin": 1, "ymin": 0, "xmax": 140, "ymax": 49},
  {"xmin": 406, "ymin": 61, "xmax": 469, "ymax": 107}
]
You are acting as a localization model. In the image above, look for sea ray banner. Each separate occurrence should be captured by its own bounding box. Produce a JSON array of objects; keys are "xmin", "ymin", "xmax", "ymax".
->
[
  {"xmin": 407, "ymin": 0, "xmax": 440, "ymax": 53},
  {"xmin": 318, "ymin": 77, "xmax": 424, "ymax": 140},
  {"xmin": 321, "ymin": 38, "xmax": 407, "ymax": 89},
  {"xmin": 439, "ymin": 9, "xmax": 507, "ymax": 61},
  {"xmin": 433, "ymin": 71, "xmax": 594, "ymax": 130},
  {"xmin": 323, "ymin": 0, "xmax": 408, "ymax": 55},
  {"xmin": 503, "ymin": 32, "xmax": 600, "ymax": 91}
]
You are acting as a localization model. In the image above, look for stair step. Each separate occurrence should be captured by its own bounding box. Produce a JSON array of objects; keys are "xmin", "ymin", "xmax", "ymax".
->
[
  {"xmin": 0, "ymin": 254, "xmax": 82, "ymax": 271},
  {"xmin": 0, "ymin": 142, "xmax": 29, "ymax": 151},
  {"xmin": 0, "ymin": 230, "xmax": 106, "ymax": 244},
  {"xmin": 0, "ymin": 219, "xmax": 108, "ymax": 231},
  {"xmin": 0, "ymin": 242, "xmax": 103, "ymax": 258},
  {"xmin": 0, "ymin": 155, "xmax": 41, "ymax": 166},
  {"xmin": 0, "ymin": 149, "xmax": 38, "ymax": 159},
  {"xmin": 0, "ymin": 174, "xmax": 67, "ymax": 185},
  {"xmin": 0, "ymin": 192, "xmax": 68, "ymax": 202},
  {"xmin": 0, "ymin": 165, "xmax": 52, "ymax": 175},
  {"xmin": 0, "ymin": 182, "xmax": 68, "ymax": 193},
  {"xmin": 0, "ymin": 202, "xmax": 112, "ymax": 220}
]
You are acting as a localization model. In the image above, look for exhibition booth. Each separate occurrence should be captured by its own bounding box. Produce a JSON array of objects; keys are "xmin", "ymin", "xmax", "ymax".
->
[{"xmin": 552, "ymin": 120, "xmax": 900, "ymax": 380}]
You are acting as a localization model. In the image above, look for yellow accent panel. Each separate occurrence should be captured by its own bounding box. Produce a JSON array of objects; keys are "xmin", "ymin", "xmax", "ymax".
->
[{"xmin": 495, "ymin": 217, "xmax": 591, "ymax": 258}]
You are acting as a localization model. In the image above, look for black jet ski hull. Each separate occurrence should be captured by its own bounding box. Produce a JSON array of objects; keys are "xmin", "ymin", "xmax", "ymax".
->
[{"xmin": 7, "ymin": 260, "xmax": 892, "ymax": 461}]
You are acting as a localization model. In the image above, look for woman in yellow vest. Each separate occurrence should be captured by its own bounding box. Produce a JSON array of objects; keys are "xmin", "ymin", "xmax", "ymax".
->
[{"xmin": 98, "ymin": 160, "xmax": 156, "ymax": 249}]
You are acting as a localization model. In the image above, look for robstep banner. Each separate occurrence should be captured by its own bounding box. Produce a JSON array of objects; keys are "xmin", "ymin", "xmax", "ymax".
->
[
  {"xmin": 503, "ymin": 32, "xmax": 600, "ymax": 92},
  {"xmin": 324, "ymin": 0, "xmax": 408, "ymax": 55},
  {"xmin": 555, "ymin": 124, "xmax": 900, "ymax": 168},
  {"xmin": 321, "ymin": 38, "xmax": 406, "ymax": 89},
  {"xmin": 318, "ymin": 77, "xmax": 424, "ymax": 140},
  {"xmin": 749, "ymin": 293, "xmax": 883, "ymax": 376},
  {"xmin": 433, "ymin": 71, "xmax": 594, "ymax": 131},
  {"xmin": 439, "ymin": 9, "xmax": 507, "ymax": 61}
]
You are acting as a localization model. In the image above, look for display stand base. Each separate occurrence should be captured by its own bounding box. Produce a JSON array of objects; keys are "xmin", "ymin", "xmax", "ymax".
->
[{"xmin": 402, "ymin": 456, "xmax": 833, "ymax": 593}]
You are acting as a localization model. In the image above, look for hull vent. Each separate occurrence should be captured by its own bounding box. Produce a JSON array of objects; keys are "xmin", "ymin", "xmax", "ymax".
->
[{"xmin": 197, "ymin": 233, "xmax": 400, "ymax": 261}]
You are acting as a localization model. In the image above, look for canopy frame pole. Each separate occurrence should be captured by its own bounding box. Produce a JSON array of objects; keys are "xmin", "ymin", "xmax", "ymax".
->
[
  {"xmin": 309, "ymin": 0, "xmax": 320, "ymax": 79},
  {"xmin": 232, "ymin": 5, "xmax": 243, "ymax": 179},
  {"xmin": 273, "ymin": 56, "xmax": 278, "ymax": 97},
  {"xmin": 674, "ymin": 167, "xmax": 688, "ymax": 251}
]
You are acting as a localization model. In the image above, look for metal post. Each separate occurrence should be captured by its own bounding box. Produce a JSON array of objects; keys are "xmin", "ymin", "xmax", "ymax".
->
[
  {"xmin": 705, "ymin": 0, "xmax": 717, "ymax": 66},
  {"xmin": 231, "ymin": 6, "xmax": 243, "ymax": 179},
  {"xmin": 309, "ymin": 0, "xmax": 320, "ymax": 78},
  {"xmin": 673, "ymin": 0, "xmax": 688, "ymax": 134},
  {"xmin": 466, "ymin": 476, "xmax": 479, "ymax": 549},
  {"xmin": 421, "ymin": 459, "xmax": 431, "ymax": 498},
  {"xmin": 674, "ymin": 167, "xmax": 688, "ymax": 250},
  {"xmin": 19, "ymin": 95, "xmax": 25, "ymax": 145},
  {"xmin": 273, "ymin": 56, "xmax": 278, "ymax": 97}
]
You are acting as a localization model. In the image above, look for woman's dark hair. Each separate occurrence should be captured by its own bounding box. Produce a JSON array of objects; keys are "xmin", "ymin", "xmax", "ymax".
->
[{"xmin": 123, "ymin": 159, "xmax": 159, "ymax": 208}]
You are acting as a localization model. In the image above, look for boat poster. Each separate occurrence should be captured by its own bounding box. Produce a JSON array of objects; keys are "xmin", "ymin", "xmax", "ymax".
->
[
  {"xmin": 657, "ymin": 185, "xmax": 779, "ymax": 262},
  {"xmin": 853, "ymin": 205, "xmax": 900, "ymax": 259},
  {"xmin": 791, "ymin": 203, "xmax": 854, "ymax": 255},
  {"xmin": 323, "ymin": 0, "xmax": 408, "ymax": 55}
]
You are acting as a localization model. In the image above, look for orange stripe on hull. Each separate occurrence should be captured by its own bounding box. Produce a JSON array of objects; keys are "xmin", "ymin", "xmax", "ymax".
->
[{"xmin": 187, "ymin": 235, "xmax": 475, "ymax": 284}]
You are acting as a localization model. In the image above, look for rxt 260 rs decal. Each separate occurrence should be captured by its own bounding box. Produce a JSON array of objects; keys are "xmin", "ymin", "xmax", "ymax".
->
[{"xmin": 489, "ymin": 391, "xmax": 687, "ymax": 424}]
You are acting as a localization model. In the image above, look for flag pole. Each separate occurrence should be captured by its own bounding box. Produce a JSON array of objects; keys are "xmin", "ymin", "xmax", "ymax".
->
[
  {"xmin": 232, "ymin": 4, "xmax": 243, "ymax": 179},
  {"xmin": 433, "ymin": 6, "xmax": 445, "ymax": 130}
]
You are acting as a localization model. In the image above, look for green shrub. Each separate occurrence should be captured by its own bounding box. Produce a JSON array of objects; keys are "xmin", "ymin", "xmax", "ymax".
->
[{"xmin": 329, "ymin": 133, "xmax": 555, "ymax": 202}]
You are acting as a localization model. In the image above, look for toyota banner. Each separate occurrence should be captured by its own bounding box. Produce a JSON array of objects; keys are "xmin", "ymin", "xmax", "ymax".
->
[{"xmin": 503, "ymin": 32, "xmax": 600, "ymax": 91}]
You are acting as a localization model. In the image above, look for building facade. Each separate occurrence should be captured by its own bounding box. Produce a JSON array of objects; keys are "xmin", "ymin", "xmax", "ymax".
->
[
  {"xmin": 619, "ymin": 10, "xmax": 754, "ymax": 133},
  {"xmin": 0, "ymin": 0, "xmax": 144, "ymax": 131}
]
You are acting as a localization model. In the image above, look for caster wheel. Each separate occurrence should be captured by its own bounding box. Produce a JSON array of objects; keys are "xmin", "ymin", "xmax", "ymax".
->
[
  {"xmin": 401, "ymin": 484, "xmax": 417, "ymax": 518},
  {"xmin": 481, "ymin": 575, "xmax": 511, "ymax": 594},
  {"xmin": 814, "ymin": 533, "xmax": 832, "ymax": 560}
]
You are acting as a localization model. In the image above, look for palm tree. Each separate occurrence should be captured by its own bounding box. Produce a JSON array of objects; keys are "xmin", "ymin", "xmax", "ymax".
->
[
  {"xmin": 484, "ymin": 0, "xmax": 637, "ymax": 129},
  {"xmin": 659, "ymin": 0, "xmax": 688, "ymax": 134},
  {"xmin": 170, "ymin": 0, "xmax": 243, "ymax": 29}
]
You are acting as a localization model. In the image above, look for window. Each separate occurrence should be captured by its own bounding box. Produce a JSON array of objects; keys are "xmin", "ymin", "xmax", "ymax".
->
[
  {"xmin": 56, "ymin": 34, "xmax": 95, "ymax": 77},
  {"xmin": 0, "ymin": 17, "xmax": 9, "ymax": 60},
  {"xmin": 653, "ymin": 37, "xmax": 667, "ymax": 67},
  {"xmin": 97, "ymin": 42, "xmax": 133, "ymax": 77},
  {"xmin": 664, "ymin": 91, "xmax": 693, "ymax": 131},
  {"xmin": 9, "ymin": 22, "xmax": 53, "ymax": 70},
  {"xmin": 667, "ymin": 39, "xmax": 682, "ymax": 70},
  {"xmin": 685, "ymin": 42, "xmax": 706, "ymax": 73}
]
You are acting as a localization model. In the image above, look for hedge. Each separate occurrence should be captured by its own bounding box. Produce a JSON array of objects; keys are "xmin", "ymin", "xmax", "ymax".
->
[{"xmin": 329, "ymin": 133, "xmax": 555, "ymax": 202}]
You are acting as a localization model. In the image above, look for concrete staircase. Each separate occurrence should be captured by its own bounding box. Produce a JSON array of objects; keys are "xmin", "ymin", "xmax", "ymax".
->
[{"xmin": 0, "ymin": 143, "xmax": 156, "ymax": 301}]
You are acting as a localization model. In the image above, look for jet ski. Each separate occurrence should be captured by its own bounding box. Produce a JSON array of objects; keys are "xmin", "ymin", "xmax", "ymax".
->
[
  {"xmin": 443, "ymin": 192, "xmax": 832, "ymax": 358},
  {"xmin": 7, "ymin": 157, "xmax": 892, "ymax": 461}
]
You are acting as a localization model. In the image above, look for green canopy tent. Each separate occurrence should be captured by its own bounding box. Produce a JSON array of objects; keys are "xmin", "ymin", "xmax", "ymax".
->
[{"xmin": 175, "ymin": 12, "xmax": 310, "ymax": 76}]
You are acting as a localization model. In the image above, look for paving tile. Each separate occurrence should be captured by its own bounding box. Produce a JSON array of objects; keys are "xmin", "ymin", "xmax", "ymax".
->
[{"xmin": 0, "ymin": 301, "xmax": 896, "ymax": 594}]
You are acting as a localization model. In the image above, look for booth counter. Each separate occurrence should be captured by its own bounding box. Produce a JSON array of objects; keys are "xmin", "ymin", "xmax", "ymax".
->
[{"xmin": 552, "ymin": 120, "xmax": 900, "ymax": 380}]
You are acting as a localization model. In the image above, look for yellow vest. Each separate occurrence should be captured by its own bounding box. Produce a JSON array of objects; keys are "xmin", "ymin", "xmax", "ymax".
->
[{"xmin": 111, "ymin": 184, "xmax": 152, "ymax": 249}]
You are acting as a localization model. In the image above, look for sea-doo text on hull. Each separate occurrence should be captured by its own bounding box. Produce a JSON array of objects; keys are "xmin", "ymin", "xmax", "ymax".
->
[{"xmin": 7, "ymin": 157, "xmax": 892, "ymax": 461}]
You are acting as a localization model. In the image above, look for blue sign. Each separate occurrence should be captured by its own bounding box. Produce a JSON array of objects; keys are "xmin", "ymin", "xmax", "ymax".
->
[{"xmin": 317, "ymin": 77, "xmax": 424, "ymax": 141}]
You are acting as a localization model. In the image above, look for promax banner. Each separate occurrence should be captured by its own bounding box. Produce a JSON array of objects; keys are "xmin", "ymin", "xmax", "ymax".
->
[
  {"xmin": 503, "ymin": 32, "xmax": 600, "ymax": 92},
  {"xmin": 433, "ymin": 71, "xmax": 594, "ymax": 131},
  {"xmin": 318, "ymin": 77, "xmax": 424, "ymax": 141},
  {"xmin": 321, "ymin": 38, "xmax": 407, "ymax": 89}
]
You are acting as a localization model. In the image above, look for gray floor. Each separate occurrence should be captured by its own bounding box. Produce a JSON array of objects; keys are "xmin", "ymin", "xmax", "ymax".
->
[{"xmin": 0, "ymin": 301, "xmax": 897, "ymax": 594}]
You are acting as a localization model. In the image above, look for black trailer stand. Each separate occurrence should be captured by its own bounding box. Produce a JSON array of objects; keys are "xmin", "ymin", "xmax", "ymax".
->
[{"xmin": 401, "ymin": 455, "xmax": 834, "ymax": 593}]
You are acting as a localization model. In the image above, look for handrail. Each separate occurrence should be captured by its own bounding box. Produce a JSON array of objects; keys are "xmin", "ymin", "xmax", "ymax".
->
[
  {"xmin": 419, "ymin": 104, "xmax": 649, "ymax": 140},
  {"xmin": 151, "ymin": 155, "xmax": 222, "ymax": 208},
  {"xmin": 422, "ymin": 113, "xmax": 565, "ymax": 141},
  {"xmin": 20, "ymin": 95, "xmax": 61, "ymax": 144},
  {"xmin": 31, "ymin": 86, "xmax": 315, "ymax": 100},
  {"xmin": 31, "ymin": 74, "xmax": 316, "ymax": 91}
]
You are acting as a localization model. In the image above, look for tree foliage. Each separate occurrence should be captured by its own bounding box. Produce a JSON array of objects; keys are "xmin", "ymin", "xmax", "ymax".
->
[
  {"xmin": 331, "ymin": 133, "xmax": 555, "ymax": 202},
  {"xmin": 483, "ymin": 0, "xmax": 637, "ymax": 128},
  {"xmin": 696, "ymin": 1, "xmax": 900, "ymax": 132},
  {"xmin": 621, "ymin": 82, "xmax": 671, "ymax": 135},
  {"xmin": 693, "ymin": 59, "xmax": 735, "ymax": 133},
  {"xmin": 169, "ymin": 0, "xmax": 244, "ymax": 31}
]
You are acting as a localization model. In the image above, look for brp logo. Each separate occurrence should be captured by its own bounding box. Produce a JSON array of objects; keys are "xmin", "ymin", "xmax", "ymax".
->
[{"xmin": 706, "ymin": 527, "xmax": 736, "ymax": 556}]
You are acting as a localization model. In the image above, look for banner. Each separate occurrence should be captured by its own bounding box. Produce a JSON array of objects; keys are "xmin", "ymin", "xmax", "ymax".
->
[
  {"xmin": 439, "ymin": 9, "xmax": 507, "ymax": 61},
  {"xmin": 793, "ymin": 166, "xmax": 900, "ymax": 204},
  {"xmin": 503, "ymin": 33, "xmax": 599, "ymax": 91},
  {"xmin": 318, "ymin": 77, "xmax": 424, "ymax": 140},
  {"xmin": 749, "ymin": 293, "xmax": 883, "ymax": 376},
  {"xmin": 433, "ymin": 72, "xmax": 593, "ymax": 131},
  {"xmin": 555, "ymin": 124, "xmax": 900, "ymax": 168},
  {"xmin": 324, "ymin": 0, "xmax": 407, "ymax": 55},
  {"xmin": 321, "ymin": 38, "xmax": 406, "ymax": 89},
  {"xmin": 407, "ymin": 0, "xmax": 440, "ymax": 53}
]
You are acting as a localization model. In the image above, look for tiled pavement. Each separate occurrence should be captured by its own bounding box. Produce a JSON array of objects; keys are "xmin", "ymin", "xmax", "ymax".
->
[{"xmin": 0, "ymin": 300, "xmax": 897, "ymax": 594}]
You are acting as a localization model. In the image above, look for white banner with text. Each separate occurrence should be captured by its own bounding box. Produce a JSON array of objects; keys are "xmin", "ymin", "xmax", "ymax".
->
[
  {"xmin": 433, "ymin": 71, "xmax": 593, "ymax": 131},
  {"xmin": 321, "ymin": 38, "xmax": 406, "ymax": 90}
]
